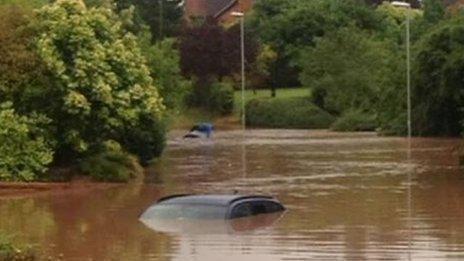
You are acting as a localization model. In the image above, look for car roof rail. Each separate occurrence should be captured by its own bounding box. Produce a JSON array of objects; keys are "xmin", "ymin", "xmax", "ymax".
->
[
  {"xmin": 157, "ymin": 194, "xmax": 193, "ymax": 203},
  {"xmin": 229, "ymin": 195, "xmax": 274, "ymax": 204}
]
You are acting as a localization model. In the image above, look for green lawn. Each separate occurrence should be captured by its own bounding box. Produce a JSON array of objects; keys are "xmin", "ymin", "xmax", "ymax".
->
[{"xmin": 233, "ymin": 87, "xmax": 310, "ymax": 113}]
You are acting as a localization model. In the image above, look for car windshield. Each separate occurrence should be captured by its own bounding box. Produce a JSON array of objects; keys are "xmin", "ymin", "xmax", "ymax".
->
[{"xmin": 147, "ymin": 204, "xmax": 227, "ymax": 220}]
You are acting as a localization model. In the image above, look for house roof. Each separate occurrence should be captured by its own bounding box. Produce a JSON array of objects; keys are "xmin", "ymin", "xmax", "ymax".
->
[{"xmin": 186, "ymin": 0, "xmax": 238, "ymax": 18}]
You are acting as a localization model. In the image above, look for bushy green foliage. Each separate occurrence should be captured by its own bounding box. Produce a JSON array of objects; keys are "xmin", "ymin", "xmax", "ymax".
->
[
  {"xmin": 412, "ymin": 14, "xmax": 464, "ymax": 136},
  {"xmin": 117, "ymin": 115, "xmax": 166, "ymax": 165},
  {"xmin": 188, "ymin": 79, "xmax": 234, "ymax": 115},
  {"xmin": 300, "ymin": 26, "xmax": 399, "ymax": 114},
  {"xmin": 115, "ymin": 0, "xmax": 183, "ymax": 41},
  {"xmin": 249, "ymin": 44, "xmax": 278, "ymax": 89},
  {"xmin": 246, "ymin": 97, "xmax": 334, "ymax": 129},
  {"xmin": 27, "ymin": 0, "xmax": 165, "ymax": 161},
  {"xmin": 0, "ymin": 103, "xmax": 53, "ymax": 181},
  {"xmin": 0, "ymin": 233, "xmax": 35, "ymax": 261},
  {"xmin": 422, "ymin": 0, "xmax": 445, "ymax": 24},
  {"xmin": 0, "ymin": 5, "xmax": 47, "ymax": 107},
  {"xmin": 79, "ymin": 140, "xmax": 143, "ymax": 182},
  {"xmin": 140, "ymin": 36, "xmax": 191, "ymax": 109},
  {"xmin": 249, "ymin": 0, "xmax": 383, "ymax": 87},
  {"xmin": 375, "ymin": 2, "xmax": 424, "ymax": 43},
  {"xmin": 207, "ymin": 81, "xmax": 234, "ymax": 115},
  {"xmin": 331, "ymin": 110, "xmax": 377, "ymax": 132}
]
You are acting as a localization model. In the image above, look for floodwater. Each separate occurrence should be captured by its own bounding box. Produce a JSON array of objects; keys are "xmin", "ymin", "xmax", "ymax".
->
[{"xmin": 1, "ymin": 130, "xmax": 464, "ymax": 260}]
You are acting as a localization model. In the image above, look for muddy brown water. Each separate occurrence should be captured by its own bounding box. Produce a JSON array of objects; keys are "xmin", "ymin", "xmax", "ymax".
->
[{"xmin": 1, "ymin": 130, "xmax": 464, "ymax": 260}]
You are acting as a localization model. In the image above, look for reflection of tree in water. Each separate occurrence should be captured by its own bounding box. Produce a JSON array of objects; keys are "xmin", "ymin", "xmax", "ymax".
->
[
  {"xmin": 1, "ymin": 133, "xmax": 462, "ymax": 260},
  {"xmin": 0, "ymin": 181, "xmax": 175, "ymax": 260},
  {"xmin": 0, "ymin": 198, "xmax": 56, "ymax": 246},
  {"xmin": 45, "ymin": 181, "xmax": 175, "ymax": 260},
  {"xmin": 408, "ymin": 138, "xmax": 464, "ymax": 249}
]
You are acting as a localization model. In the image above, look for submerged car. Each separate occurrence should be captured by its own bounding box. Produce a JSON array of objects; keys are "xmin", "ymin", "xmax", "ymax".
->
[
  {"xmin": 183, "ymin": 123, "xmax": 214, "ymax": 138},
  {"xmin": 140, "ymin": 194, "xmax": 285, "ymax": 220},
  {"xmin": 140, "ymin": 211, "xmax": 284, "ymax": 234}
]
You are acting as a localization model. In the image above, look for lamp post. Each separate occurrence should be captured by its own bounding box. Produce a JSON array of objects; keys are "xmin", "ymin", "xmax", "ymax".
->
[
  {"xmin": 232, "ymin": 11, "xmax": 247, "ymax": 180},
  {"xmin": 391, "ymin": 5, "xmax": 412, "ymax": 259},
  {"xmin": 159, "ymin": 0, "xmax": 163, "ymax": 40},
  {"xmin": 391, "ymin": 1, "xmax": 411, "ymax": 139},
  {"xmin": 231, "ymin": 11, "xmax": 246, "ymax": 131}
]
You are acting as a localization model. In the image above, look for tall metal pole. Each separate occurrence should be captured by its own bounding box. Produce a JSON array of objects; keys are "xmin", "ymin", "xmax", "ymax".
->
[
  {"xmin": 159, "ymin": 0, "xmax": 163, "ymax": 40},
  {"xmin": 405, "ymin": 8, "xmax": 412, "ymax": 261},
  {"xmin": 406, "ymin": 6, "xmax": 411, "ymax": 139},
  {"xmin": 240, "ymin": 16, "xmax": 246, "ymax": 131}
]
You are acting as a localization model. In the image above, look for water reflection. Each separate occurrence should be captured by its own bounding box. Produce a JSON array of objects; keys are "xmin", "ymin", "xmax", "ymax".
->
[
  {"xmin": 0, "ymin": 130, "xmax": 463, "ymax": 260},
  {"xmin": 141, "ymin": 212, "xmax": 284, "ymax": 235}
]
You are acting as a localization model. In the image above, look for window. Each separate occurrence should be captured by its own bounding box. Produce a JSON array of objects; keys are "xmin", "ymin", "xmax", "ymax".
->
[{"xmin": 230, "ymin": 200, "xmax": 284, "ymax": 218}]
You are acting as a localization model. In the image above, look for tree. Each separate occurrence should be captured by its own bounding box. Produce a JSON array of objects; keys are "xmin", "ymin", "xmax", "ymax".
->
[
  {"xmin": 248, "ymin": 0, "xmax": 383, "ymax": 87},
  {"xmin": 0, "ymin": 5, "xmax": 47, "ymax": 108},
  {"xmin": 140, "ymin": 34, "xmax": 191, "ymax": 109},
  {"xmin": 115, "ymin": 0, "xmax": 183, "ymax": 41},
  {"xmin": 423, "ymin": 0, "xmax": 445, "ymax": 24},
  {"xmin": 84, "ymin": 0, "xmax": 184, "ymax": 41},
  {"xmin": 299, "ymin": 26, "xmax": 399, "ymax": 115},
  {"xmin": 0, "ymin": 102, "xmax": 54, "ymax": 181},
  {"xmin": 249, "ymin": 44, "xmax": 277, "ymax": 92},
  {"xmin": 179, "ymin": 18, "xmax": 258, "ymax": 81},
  {"xmin": 412, "ymin": 15, "xmax": 464, "ymax": 136},
  {"xmin": 28, "ymin": 0, "xmax": 165, "ymax": 161}
]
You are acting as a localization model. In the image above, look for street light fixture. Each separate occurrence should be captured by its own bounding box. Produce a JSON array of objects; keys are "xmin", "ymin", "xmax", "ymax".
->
[
  {"xmin": 391, "ymin": 1, "xmax": 412, "ymax": 139},
  {"xmin": 231, "ymin": 11, "xmax": 246, "ymax": 131}
]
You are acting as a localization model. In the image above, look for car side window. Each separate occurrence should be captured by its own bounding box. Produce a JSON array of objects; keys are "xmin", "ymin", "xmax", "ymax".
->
[
  {"xmin": 262, "ymin": 201, "xmax": 285, "ymax": 213},
  {"xmin": 230, "ymin": 200, "xmax": 284, "ymax": 218}
]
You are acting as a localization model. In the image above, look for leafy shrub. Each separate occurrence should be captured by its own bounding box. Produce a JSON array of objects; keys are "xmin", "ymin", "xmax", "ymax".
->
[
  {"xmin": 412, "ymin": 15, "xmax": 464, "ymax": 136},
  {"xmin": 188, "ymin": 79, "xmax": 234, "ymax": 115},
  {"xmin": 0, "ymin": 102, "xmax": 53, "ymax": 181},
  {"xmin": 118, "ymin": 115, "xmax": 166, "ymax": 165},
  {"xmin": 331, "ymin": 110, "xmax": 377, "ymax": 132},
  {"xmin": 27, "ymin": 0, "xmax": 165, "ymax": 162},
  {"xmin": 300, "ymin": 26, "xmax": 397, "ymax": 115},
  {"xmin": 141, "ymin": 36, "xmax": 192, "ymax": 110},
  {"xmin": 0, "ymin": 4, "xmax": 47, "ymax": 106},
  {"xmin": 245, "ymin": 97, "xmax": 334, "ymax": 129},
  {"xmin": 0, "ymin": 232, "xmax": 35, "ymax": 261},
  {"xmin": 79, "ymin": 141, "xmax": 143, "ymax": 182},
  {"xmin": 207, "ymin": 81, "xmax": 234, "ymax": 115}
]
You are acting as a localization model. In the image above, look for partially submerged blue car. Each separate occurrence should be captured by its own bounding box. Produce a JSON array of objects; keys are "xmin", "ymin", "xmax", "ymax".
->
[
  {"xmin": 140, "ymin": 194, "xmax": 285, "ymax": 220},
  {"xmin": 184, "ymin": 123, "xmax": 214, "ymax": 138}
]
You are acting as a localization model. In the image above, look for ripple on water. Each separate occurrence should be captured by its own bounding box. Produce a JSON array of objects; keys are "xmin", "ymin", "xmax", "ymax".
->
[{"xmin": 0, "ymin": 130, "xmax": 463, "ymax": 260}]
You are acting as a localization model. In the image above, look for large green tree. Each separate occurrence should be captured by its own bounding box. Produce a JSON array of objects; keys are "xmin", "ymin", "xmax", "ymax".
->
[
  {"xmin": 86, "ymin": 0, "xmax": 183, "ymax": 41},
  {"xmin": 413, "ymin": 14, "xmax": 464, "ymax": 136},
  {"xmin": 249, "ymin": 0, "xmax": 383, "ymax": 87},
  {"xmin": 0, "ymin": 4, "xmax": 47, "ymax": 107},
  {"xmin": 0, "ymin": 102, "xmax": 54, "ymax": 181},
  {"xmin": 28, "ymin": 0, "xmax": 165, "ymax": 161},
  {"xmin": 140, "ymin": 36, "xmax": 191, "ymax": 110},
  {"xmin": 300, "ymin": 26, "xmax": 399, "ymax": 115}
]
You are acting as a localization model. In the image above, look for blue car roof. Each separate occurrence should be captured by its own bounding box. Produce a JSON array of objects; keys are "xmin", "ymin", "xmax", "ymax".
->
[{"xmin": 157, "ymin": 194, "xmax": 274, "ymax": 206}]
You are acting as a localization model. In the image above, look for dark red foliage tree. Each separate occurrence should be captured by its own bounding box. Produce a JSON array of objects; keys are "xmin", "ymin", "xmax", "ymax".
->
[{"xmin": 179, "ymin": 17, "xmax": 258, "ymax": 82}]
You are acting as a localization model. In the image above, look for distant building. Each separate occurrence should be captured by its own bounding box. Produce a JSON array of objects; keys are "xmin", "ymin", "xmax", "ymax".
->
[{"xmin": 184, "ymin": 0, "xmax": 254, "ymax": 24}]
